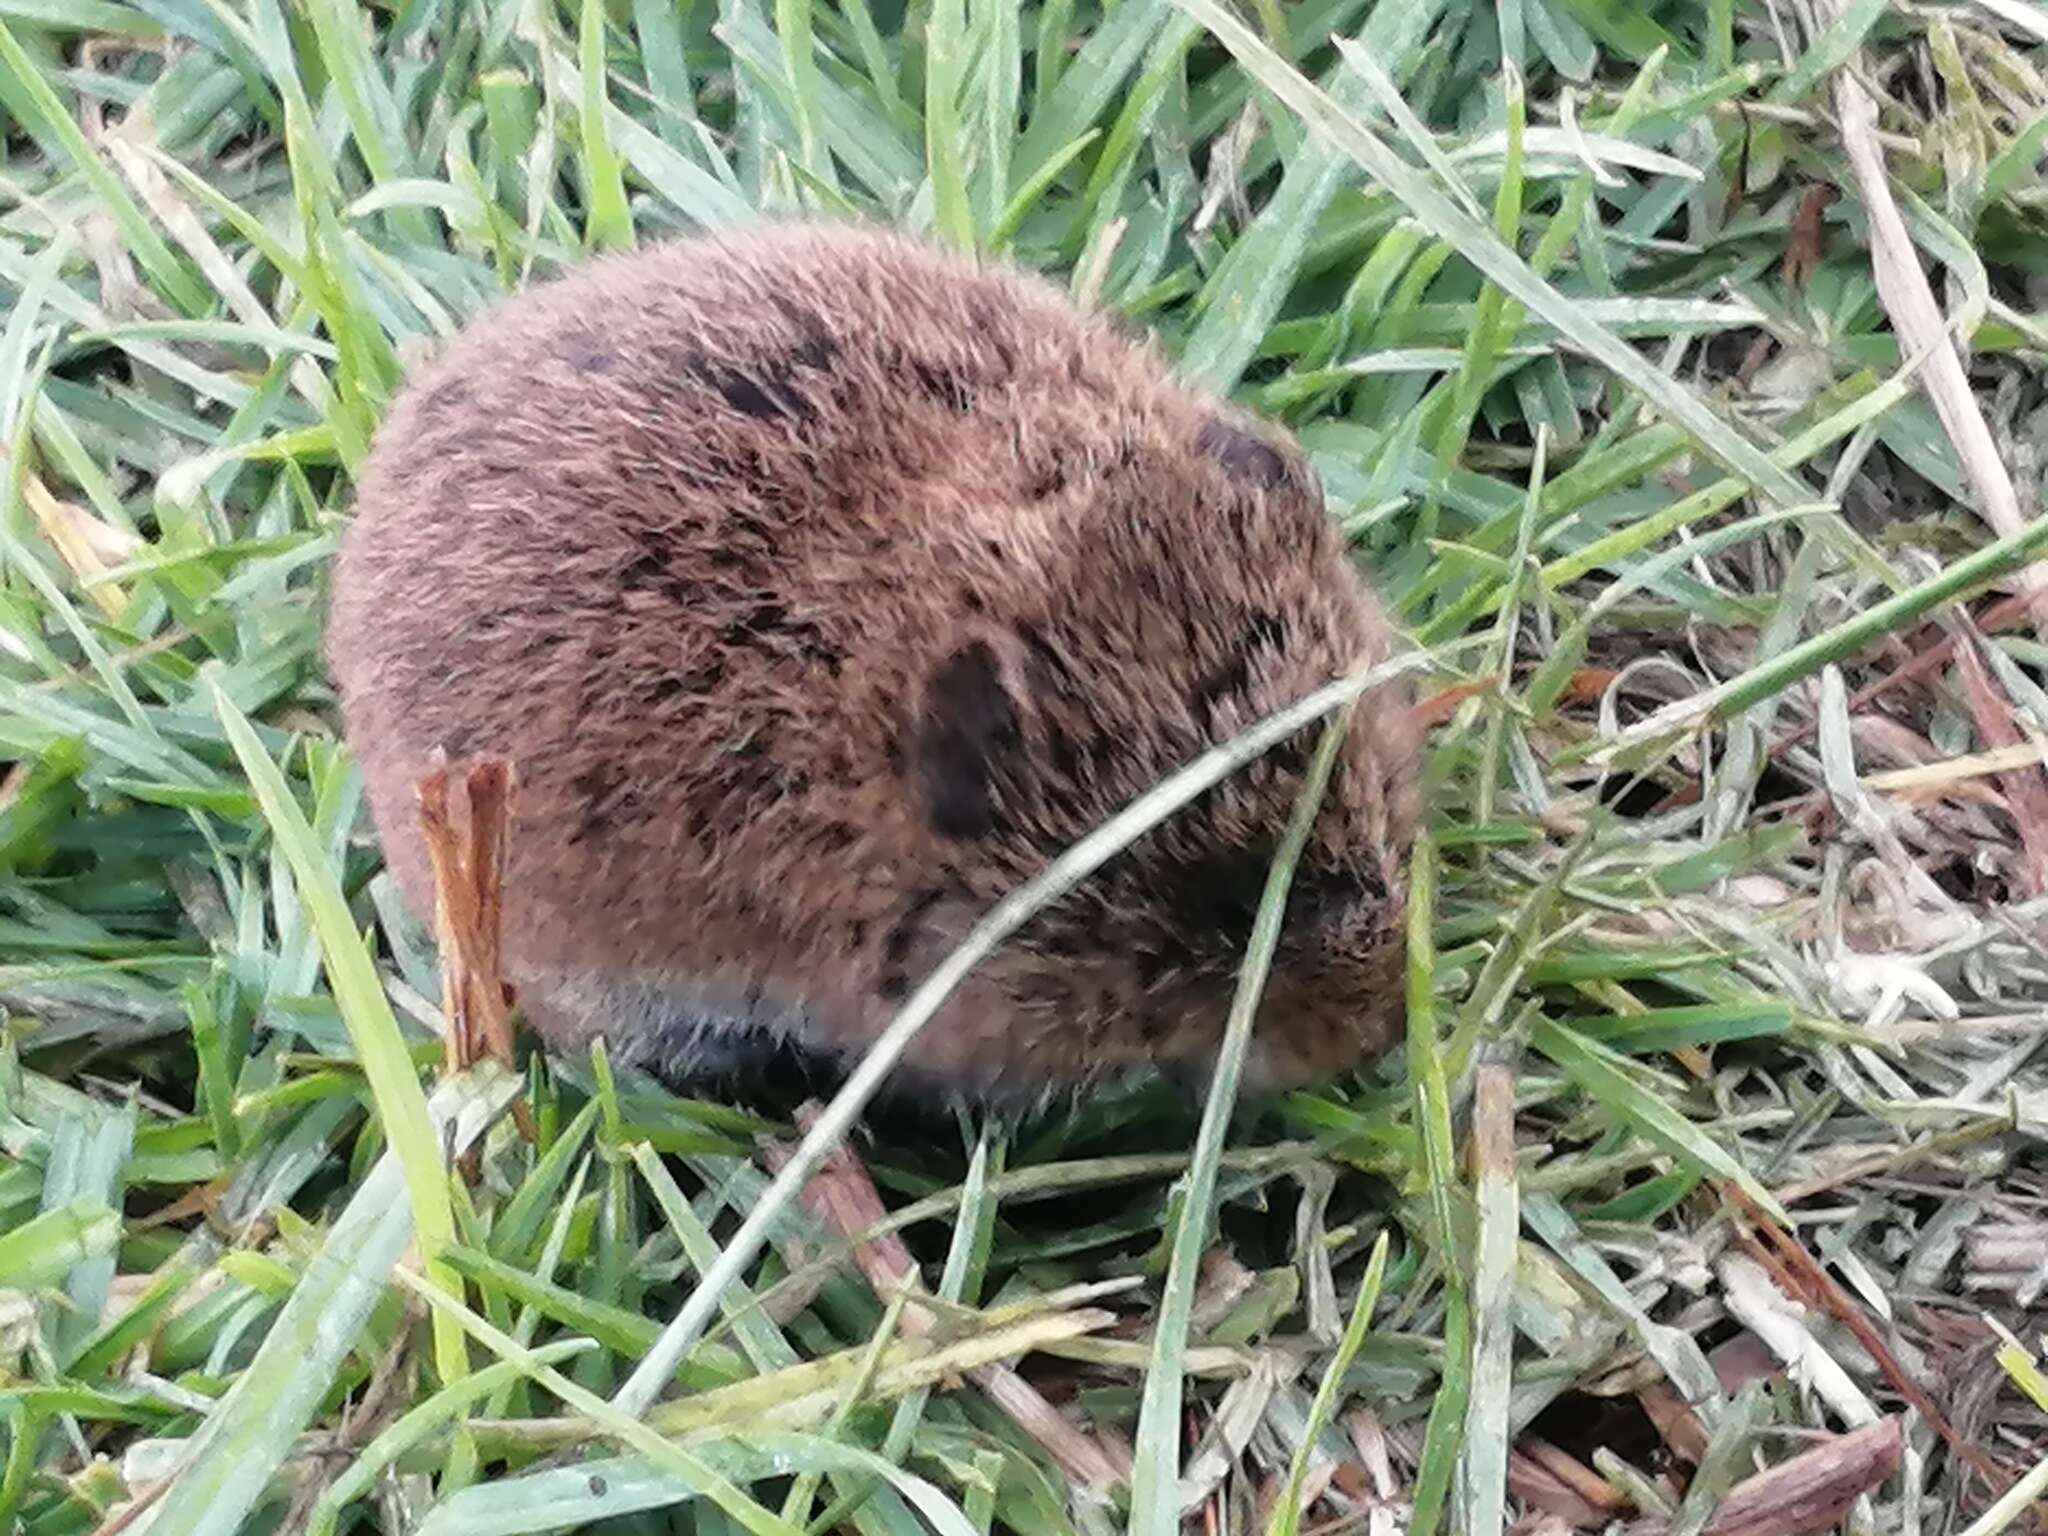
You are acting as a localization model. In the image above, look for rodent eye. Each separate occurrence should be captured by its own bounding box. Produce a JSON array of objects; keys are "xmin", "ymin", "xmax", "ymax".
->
[{"xmin": 1290, "ymin": 865, "xmax": 1372, "ymax": 929}]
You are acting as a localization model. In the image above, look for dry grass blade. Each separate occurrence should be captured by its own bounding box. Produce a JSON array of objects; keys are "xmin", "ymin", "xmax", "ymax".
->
[
  {"xmin": 20, "ymin": 475, "xmax": 140, "ymax": 619},
  {"xmin": 1622, "ymin": 1419, "xmax": 1903, "ymax": 1536},
  {"xmin": 762, "ymin": 1103, "xmax": 1129, "ymax": 1489},
  {"xmin": 1817, "ymin": 0, "xmax": 2044, "ymax": 628},
  {"xmin": 1862, "ymin": 743, "xmax": 2048, "ymax": 794},
  {"xmin": 414, "ymin": 758, "xmax": 519, "ymax": 1077},
  {"xmin": 1460, "ymin": 1064, "xmax": 1520, "ymax": 1536},
  {"xmin": 639, "ymin": 1309, "xmax": 1124, "ymax": 1442},
  {"xmin": 1512, "ymin": 1440, "xmax": 1630, "ymax": 1527},
  {"xmin": 1949, "ymin": 626, "xmax": 2048, "ymax": 897},
  {"xmin": 1724, "ymin": 1182, "xmax": 2019, "ymax": 1508}
]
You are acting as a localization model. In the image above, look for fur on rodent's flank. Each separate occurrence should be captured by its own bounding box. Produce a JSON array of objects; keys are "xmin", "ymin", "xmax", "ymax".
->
[{"xmin": 325, "ymin": 219, "xmax": 1421, "ymax": 1104}]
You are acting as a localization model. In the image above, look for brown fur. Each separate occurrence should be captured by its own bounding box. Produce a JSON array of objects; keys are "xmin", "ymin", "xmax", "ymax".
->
[{"xmin": 325, "ymin": 221, "xmax": 1420, "ymax": 1103}]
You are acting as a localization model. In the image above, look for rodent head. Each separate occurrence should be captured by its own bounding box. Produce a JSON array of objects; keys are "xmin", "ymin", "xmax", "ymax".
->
[{"xmin": 890, "ymin": 399, "xmax": 1418, "ymax": 1096}]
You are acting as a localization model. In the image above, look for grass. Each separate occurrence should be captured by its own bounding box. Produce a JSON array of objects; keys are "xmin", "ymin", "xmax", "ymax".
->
[{"xmin": 0, "ymin": 0, "xmax": 2046, "ymax": 1534}]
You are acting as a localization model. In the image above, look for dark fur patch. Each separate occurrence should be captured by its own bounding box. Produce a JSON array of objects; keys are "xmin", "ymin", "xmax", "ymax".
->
[
  {"xmin": 568, "ymin": 762, "xmax": 641, "ymax": 845},
  {"xmin": 1157, "ymin": 844, "xmax": 1275, "ymax": 956},
  {"xmin": 1190, "ymin": 653, "xmax": 1252, "ymax": 717},
  {"xmin": 965, "ymin": 294, "xmax": 1019, "ymax": 375},
  {"xmin": 724, "ymin": 734, "xmax": 776, "ymax": 792},
  {"xmin": 627, "ymin": 1005, "xmax": 835, "ymax": 1095},
  {"xmin": 722, "ymin": 598, "xmax": 790, "ymax": 643},
  {"xmin": 512, "ymin": 628, "xmax": 566, "ymax": 664},
  {"xmin": 685, "ymin": 334, "xmax": 839, "ymax": 424},
  {"xmin": 796, "ymin": 332, "xmax": 837, "ymax": 370},
  {"xmin": 915, "ymin": 641, "xmax": 1023, "ymax": 840},
  {"xmin": 765, "ymin": 296, "xmax": 839, "ymax": 366},
  {"xmin": 1029, "ymin": 470, "xmax": 1065, "ymax": 500},
  {"xmin": 876, "ymin": 889, "xmax": 950, "ymax": 1000},
  {"xmin": 648, "ymin": 652, "xmax": 727, "ymax": 702},
  {"xmin": 795, "ymin": 626, "xmax": 845, "ymax": 674},
  {"xmin": 910, "ymin": 360, "xmax": 973, "ymax": 414},
  {"xmin": 1267, "ymin": 730, "xmax": 1311, "ymax": 778},
  {"xmin": 620, "ymin": 548, "xmax": 697, "ymax": 606},
  {"xmin": 717, "ymin": 598, "xmax": 844, "ymax": 673},
  {"xmin": 884, "ymin": 888, "xmax": 947, "ymax": 968},
  {"xmin": 1197, "ymin": 417, "xmax": 1290, "ymax": 490},
  {"xmin": 815, "ymin": 822, "xmax": 856, "ymax": 852},
  {"xmin": 1186, "ymin": 616, "xmax": 1286, "ymax": 723},
  {"xmin": 700, "ymin": 732, "xmax": 783, "ymax": 839},
  {"xmin": 716, "ymin": 371, "xmax": 793, "ymax": 420},
  {"xmin": 1017, "ymin": 621, "xmax": 1084, "ymax": 704},
  {"xmin": 561, "ymin": 331, "xmax": 618, "ymax": 373}
]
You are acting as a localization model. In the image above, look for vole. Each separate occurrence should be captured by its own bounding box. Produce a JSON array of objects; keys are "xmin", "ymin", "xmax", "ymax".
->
[{"xmin": 325, "ymin": 221, "xmax": 1420, "ymax": 1104}]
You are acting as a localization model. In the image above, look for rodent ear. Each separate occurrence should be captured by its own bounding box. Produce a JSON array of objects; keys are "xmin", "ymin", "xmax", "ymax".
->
[
  {"xmin": 914, "ymin": 637, "xmax": 1027, "ymax": 840},
  {"xmin": 1195, "ymin": 414, "xmax": 1293, "ymax": 492}
]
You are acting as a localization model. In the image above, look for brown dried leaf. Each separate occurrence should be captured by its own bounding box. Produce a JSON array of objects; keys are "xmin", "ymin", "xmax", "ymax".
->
[
  {"xmin": 1510, "ymin": 1439, "xmax": 1627, "ymax": 1528},
  {"xmin": 1623, "ymin": 1419, "xmax": 1902, "ymax": 1536},
  {"xmin": 1781, "ymin": 184, "xmax": 1837, "ymax": 289},
  {"xmin": 415, "ymin": 760, "xmax": 519, "ymax": 1073},
  {"xmin": 22, "ymin": 477, "xmax": 143, "ymax": 619},
  {"xmin": 1952, "ymin": 626, "xmax": 2048, "ymax": 895}
]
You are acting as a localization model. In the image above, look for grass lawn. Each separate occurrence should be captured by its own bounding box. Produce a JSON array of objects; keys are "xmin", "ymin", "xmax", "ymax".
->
[{"xmin": 2, "ymin": 0, "xmax": 2047, "ymax": 1532}]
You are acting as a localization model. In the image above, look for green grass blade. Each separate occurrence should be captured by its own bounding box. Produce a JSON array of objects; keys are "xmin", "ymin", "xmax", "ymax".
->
[
  {"xmin": 1171, "ymin": 0, "xmax": 1807, "ymax": 506},
  {"xmin": 1129, "ymin": 704, "xmax": 1353, "ymax": 1536},
  {"xmin": 580, "ymin": 0, "xmax": 635, "ymax": 250},
  {"xmin": 0, "ymin": 21, "xmax": 208, "ymax": 315},
  {"xmin": 923, "ymin": 0, "xmax": 976, "ymax": 253},
  {"xmin": 1013, "ymin": 0, "xmax": 1172, "ymax": 181},
  {"xmin": 145, "ymin": 1069, "xmax": 520, "ymax": 1536},
  {"xmin": 1265, "ymin": 1230, "xmax": 1389, "ymax": 1536},
  {"xmin": 0, "ymin": 1197, "xmax": 121, "ymax": 1290},
  {"xmin": 305, "ymin": 1340, "xmax": 599, "ymax": 1536},
  {"xmin": 206, "ymin": 674, "xmax": 470, "ymax": 1380},
  {"xmin": 1176, "ymin": 0, "xmax": 1447, "ymax": 393},
  {"xmin": 397, "ymin": 1269, "xmax": 813, "ymax": 1536},
  {"xmin": 1530, "ymin": 1019, "xmax": 1786, "ymax": 1223}
]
